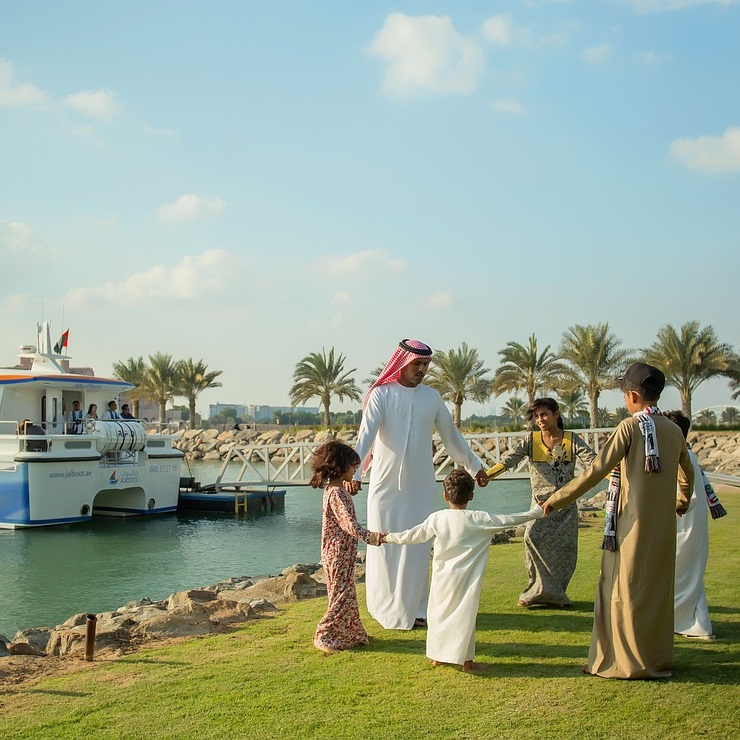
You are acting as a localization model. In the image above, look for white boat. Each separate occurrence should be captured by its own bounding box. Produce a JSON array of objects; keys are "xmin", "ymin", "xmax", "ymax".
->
[{"xmin": 0, "ymin": 323, "xmax": 183, "ymax": 528}]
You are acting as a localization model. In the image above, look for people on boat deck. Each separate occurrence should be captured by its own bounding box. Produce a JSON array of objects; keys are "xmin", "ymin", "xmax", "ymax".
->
[
  {"xmin": 120, "ymin": 404, "xmax": 135, "ymax": 420},
  {"xmin": 86, "ymin": 404, "xmax": 98, "ymax": 420},
  {"xmin": 102, "ymin": 400, "xmax": 120, "ymax": 420},
  {"xmin": 19, "ymin": 419, "xmax": 48, "ymax": 451},
  {"xmin": 66, "ymin": 400, "xmax": 85, "ymax": 434}
]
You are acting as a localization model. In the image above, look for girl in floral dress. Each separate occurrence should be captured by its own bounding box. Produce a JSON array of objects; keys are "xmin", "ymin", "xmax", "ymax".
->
[{"xmin": 311, "ymin": 440, "xmax": 382, "ymax": 653}]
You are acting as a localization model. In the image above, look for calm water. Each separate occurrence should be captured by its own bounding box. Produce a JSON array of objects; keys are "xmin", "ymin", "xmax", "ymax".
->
[{"xmin": 0, "ymin": 461, "xmax": 532, "ymax": 638}]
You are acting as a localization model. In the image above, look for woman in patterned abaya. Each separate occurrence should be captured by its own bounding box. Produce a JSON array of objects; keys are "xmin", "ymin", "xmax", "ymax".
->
[
  {"xmin": 487, "ymin": 398, "xmax": 595, "ymax": 608},
  {"xmin": 311, "ymin": 440, "xmax": 382, "ymax": 653}
]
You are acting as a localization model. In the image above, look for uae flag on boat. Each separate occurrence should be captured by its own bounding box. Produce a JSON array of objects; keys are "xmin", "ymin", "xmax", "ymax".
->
[{"xmin": 53, "ymin": 329, "xmax": 69, "ymax": 354}]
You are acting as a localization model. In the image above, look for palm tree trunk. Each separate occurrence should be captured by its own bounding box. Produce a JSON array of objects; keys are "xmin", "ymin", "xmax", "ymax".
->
[
  {"xmin": 133, "ymin": 399, "xmax": 140, "ymax": 419},
  {"xmin": 453, "ymin": 402, "xmax": 462, "ymax": 429},
  {"xmin": 159, "ymin": 399, "xmax": 167, "ymax": 424},
  {"xmin": 324, "ymin": 400, "xmax": 331, "ymax": 428},
  {"xmin": 682, "ymin": 393, "xmax": 692, "ymax": 420},
  {"xmin": 589, "ymin": 391, "xmax": 599, "ymax": 428},
  {"xmin": 189, "ymin": 398, "xmax": 196, "ymax": 430}
]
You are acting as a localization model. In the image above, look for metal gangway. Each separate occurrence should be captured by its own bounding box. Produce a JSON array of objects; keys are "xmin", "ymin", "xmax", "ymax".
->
[{"xmin": 209, "ymin": 428, "xmax": 621, "ymax": 490}]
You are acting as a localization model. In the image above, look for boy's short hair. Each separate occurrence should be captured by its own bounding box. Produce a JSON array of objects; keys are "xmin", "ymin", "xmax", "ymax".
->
[
  {"xmin": 620, "ymin": 362, "xmax": 665, "ymax": 402},
  {"xmin": 664, "ymin": 410, "xmax": 691, "ymax": 440},
  {"xmin": 443, "ymin": 469, "xmax": 475, "ymax": 505}
]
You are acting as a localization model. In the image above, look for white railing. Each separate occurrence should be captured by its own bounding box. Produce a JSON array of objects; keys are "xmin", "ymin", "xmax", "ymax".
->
[{"xmin": 210, "ymin": 428, "xmax": 618, "ymax": 488}]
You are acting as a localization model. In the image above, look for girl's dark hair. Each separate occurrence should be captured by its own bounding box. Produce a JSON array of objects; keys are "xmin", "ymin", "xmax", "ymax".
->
[
  {"xmin": 310, "ymin": 440, "xmax": 361, "ymax": 489},
  {"xmin": 664, "ymin": 410, "xmax": 691, "ymax": 440},
  {"xmin": 527, "ymin": 397, "xmax": 564, "ymax": 430}
]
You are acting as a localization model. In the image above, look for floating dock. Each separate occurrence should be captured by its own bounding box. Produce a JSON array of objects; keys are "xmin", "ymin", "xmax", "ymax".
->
[{"xmin": 178, "ymin": 478, "xmax": 285, "ymax": 515}]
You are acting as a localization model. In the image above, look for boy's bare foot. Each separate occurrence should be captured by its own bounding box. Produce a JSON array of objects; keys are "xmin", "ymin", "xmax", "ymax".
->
[
  {"xmin": 432, "ymin": 660, "xmax": 442, "ymax": 667},
  {"xmin": 462, "ymin": 661, "xmax": 489, "ymax": 674}
]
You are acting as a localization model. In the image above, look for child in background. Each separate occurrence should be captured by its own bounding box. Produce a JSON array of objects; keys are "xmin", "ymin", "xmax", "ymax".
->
[
  {"xmin": 311, "ymin": 440, "xmax": 382, "ymax": 654},
  {"xmin": 382, "ymin": 469, "xmax": 543, "ymax": 673},
  {"xmin": 664, "ymin": 410, "xmax": 726, "ymax": 640}
]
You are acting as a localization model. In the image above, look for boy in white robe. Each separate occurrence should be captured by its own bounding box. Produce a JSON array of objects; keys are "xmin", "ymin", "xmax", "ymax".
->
[{"xmin": 383, "ymin": 469, "xmax": 543, "ymax": 672}]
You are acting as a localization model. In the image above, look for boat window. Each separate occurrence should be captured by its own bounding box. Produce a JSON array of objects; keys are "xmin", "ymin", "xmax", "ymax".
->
[{"xmin": 65, "ymin": 440, "xmax": 92, "ymax": 449}]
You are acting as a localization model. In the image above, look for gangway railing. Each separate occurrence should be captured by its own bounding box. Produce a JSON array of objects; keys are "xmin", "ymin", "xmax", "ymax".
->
[{"xmin": 210, "ymin": 428, "xmax": 618, "ymax": 488}]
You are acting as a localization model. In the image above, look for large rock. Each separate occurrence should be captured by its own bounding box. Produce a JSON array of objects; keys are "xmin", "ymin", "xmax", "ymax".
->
[
  {"xmin": 134, "ymin": 603, "xmax": 214, "ymax": 639},
  {"xmin": 166, "ymin": 589, "xmax": 218, "ymax": 610},
  {"xmin": 9, "ymin": 642, "xmax": 42, "ymax": 656},
  {"xmin": 236, "ymin": 572, "xmax": 326, "ymax": 604},
  {"xmin": 12, "ymin": 627, "xmax": 51, "ymax": 655},
  {"xmin": 47, "ymin": 615, "xmax": 137, "ymax": 657}
]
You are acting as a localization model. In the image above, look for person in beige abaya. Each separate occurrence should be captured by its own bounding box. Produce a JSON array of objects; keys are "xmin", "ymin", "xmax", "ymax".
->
[{"xmin": 543, "ymin": 363, "xmax": 693, "ymax": 679}]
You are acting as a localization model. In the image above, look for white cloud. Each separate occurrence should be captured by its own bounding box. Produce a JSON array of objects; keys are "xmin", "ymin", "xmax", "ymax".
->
[
  {"xmin": 489, "ymin": 99, "xmax": 526, "ymax": 115},
  {"xmin": 66, "ymin": 249, "xmax": 245, "ymax": 307},
  {"xmin": 670, "ymin": 127, "xmax": 740, "ymax": 172},
  {"xmin": 0, "ymin": 60, "xmax": 49, "ymax": 107},
  {"xmin": 481, "ymin": 14, "xmax": 569, "ymax": 48},
  {"xmin": 143, "ymin": 126, "xmax": 178, "ymax": 139},
  {"xmin": 367, "ymin": 13, "xmax": 485, "ymax": 96},
  {"xmin": 627, "ymin": 0, "xmax": 738, "ymax": 12},
  {"xmin": 583, "ymin": 45, "xmax": 611, "ymax": 63},
  {"xmin": 0, "ymin": 222, "xmax": 58, "ymax": 286},
  {"xmin": 0, "ymin": 221, "xmax": 54, "ymax": 259},
  {"xmin": 65, "ymin": 89, "xmax": 120, "ymax": 122},
  {"xmin": 482, "ymin": 15, "xmax": 512, "ymax": 45},
  {"xmin": 321, "ymin": 249, "xmax": 406, "ymax": 277},
  {"xmin": 638, "ymin": 51, "xmax": 671, "ymax": 65},
  {"xmin": 333, "ymin": 292, "xmax": 351, "ymax": 304},
  {"xmin": 424, "ymin": 291, "xmax": 453, "ymax": 310},
  {"xmin": 157, "ymin": 194, "xmax": 227, "ymax": 223}
]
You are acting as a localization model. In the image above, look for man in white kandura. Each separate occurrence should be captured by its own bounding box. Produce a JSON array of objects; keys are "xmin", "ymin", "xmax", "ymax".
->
[{"xmin": 351, "ymin": 339, "xmax": 489, "ymax": 630}]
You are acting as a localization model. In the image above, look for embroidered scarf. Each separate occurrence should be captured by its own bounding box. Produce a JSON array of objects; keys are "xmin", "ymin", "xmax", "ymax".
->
[
  {"xmin": 688, "ymin": 444, "xmax": 727, "ymax": 520},
  {"xmin": 601, "ymin": 406, "xmax": 662, "ymax": 552}
]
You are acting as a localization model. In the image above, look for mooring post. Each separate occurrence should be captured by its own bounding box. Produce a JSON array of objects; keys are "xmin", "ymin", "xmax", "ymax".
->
[{"xmin": 84, "ymin": 613, "xmax": 97, "ymax": 662}]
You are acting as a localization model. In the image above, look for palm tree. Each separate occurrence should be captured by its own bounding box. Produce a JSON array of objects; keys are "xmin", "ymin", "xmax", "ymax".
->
[
  {"xmin": 644, "ymin": 321, "xmax": 735, "ymax": 419},
  {"xmin": 613, "ymin": 406, "xmax": 630, "ymax": 422},
  {"xmin": 111, "ymin": 356, "xmax": 148, "ymax": 418},
  {"xmin": 596, "ymin": 407, "xmax": 614, "ymax": 427},
  {"xmin": 177, "ymin": 358, "xmax": 223, "ymax": 429},
  {"xmin": 363, "ymin": 365, "xmax": 384, "ymax": 387},
  {"xmin": 425, "ymin": 343, "xmax": 491, "ymax": 427},
  {"xmin": 695, "ymin": 408, "xmax": 717, "ymax": 427},
  {"xmin": 720, "ymin": 406, "xmax": 740, "ymax": 426},
  {"xmin": 144, "ymin": 353, "xmax": 180, "ymax": 423},
  {"xmin": 491, "ymin": 334, "xmax": 566, "ymax": 406},
  {"xmin": 501, "ymin": 396, "xmax": 527, "ymax": 428},
  {"xmin": 556, "ymin": 387, "xmax": 589, "ymax": 425},
  {"xmin": 290, "ymin": 348, "xmax": 362, "ymax": 427},
  {"xmin": 559, "ymin": 323, "xmax": 630, "ymax": 428}
]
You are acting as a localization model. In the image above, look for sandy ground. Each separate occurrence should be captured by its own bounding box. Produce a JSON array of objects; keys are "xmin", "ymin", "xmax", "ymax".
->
[{"xmin": 0, "ymin": 635, "xmax": 195, "ymax": 691}]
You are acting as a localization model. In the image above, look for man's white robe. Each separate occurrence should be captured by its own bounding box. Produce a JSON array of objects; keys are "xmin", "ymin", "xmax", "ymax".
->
[
  {"xmin": 354, "ymin": 382, "xmax": 484, "ymax": 630},
  {"xmin": 674, "ymin": 449, "xmax": 713, "ymax": 637},
  {"xmin": 386, "ymin": 507, "xmax": 543, "ymax": 664}
]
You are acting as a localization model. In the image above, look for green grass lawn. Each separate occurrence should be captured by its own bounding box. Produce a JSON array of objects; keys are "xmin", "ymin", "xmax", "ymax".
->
[{"xmin": 2, "ymin": 492, "xmax": 738, "ymax": 740}]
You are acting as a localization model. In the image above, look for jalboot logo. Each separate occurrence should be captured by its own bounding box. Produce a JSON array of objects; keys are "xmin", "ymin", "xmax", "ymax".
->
[{"xmin": 109, "ymin": 471, "xmax": 118, "ymax": 485}]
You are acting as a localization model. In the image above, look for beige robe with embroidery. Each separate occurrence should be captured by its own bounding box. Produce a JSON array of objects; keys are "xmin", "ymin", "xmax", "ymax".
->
[{"xmin": 547, "ymin": 415, "xmax": 693, "ymax": 679}]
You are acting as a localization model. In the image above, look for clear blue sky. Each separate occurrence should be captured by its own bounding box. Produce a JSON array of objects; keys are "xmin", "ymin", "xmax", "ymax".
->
[{"xmin": 1, "ymin": 1, "xmax": 738, "ymax": 418}]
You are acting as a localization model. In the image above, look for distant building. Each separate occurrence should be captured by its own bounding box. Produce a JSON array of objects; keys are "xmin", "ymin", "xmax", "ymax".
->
[
  {"xmin": 209, "ymin": 403, "xmax": 250, "ymax": 419},
  {"xmin": 248, "ymin": 405, "xmax": 320, "ymax": 421}
]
